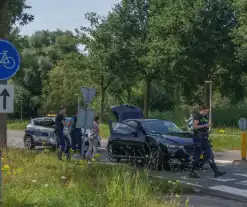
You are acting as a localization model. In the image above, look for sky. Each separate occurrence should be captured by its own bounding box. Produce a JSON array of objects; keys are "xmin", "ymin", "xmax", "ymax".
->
[{"xmin": 20, "ymin": 0, "xmax": 120, "ymax": 35}]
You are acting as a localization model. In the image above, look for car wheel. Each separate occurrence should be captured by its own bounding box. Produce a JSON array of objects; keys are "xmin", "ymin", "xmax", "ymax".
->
[
  {"xmin": 108, "ymin": 143, "xmax": 121, "ymax": 163},
  {"xmin": 147, "ymin": 148, "xmax": 164, "ymax": 171},
  {"xmin": 24, "ymin": 136, "xmax": 34, "ymax": 150}
]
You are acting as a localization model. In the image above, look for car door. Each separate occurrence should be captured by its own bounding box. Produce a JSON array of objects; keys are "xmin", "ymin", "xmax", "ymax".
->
[
  {"xmin": 109, "ymin": 121, "xmax": 145, "ymax": 159},
  {"xmin": 33, "ymin": 119, "xmax": 54, "ymax": 144},
  {"xmin": 109, "ymin": 121, "xmax": 137, "ymax": 158},
  {"xmin": 123, "ymin": 120, "xmax": 146, "ymax": 158}
]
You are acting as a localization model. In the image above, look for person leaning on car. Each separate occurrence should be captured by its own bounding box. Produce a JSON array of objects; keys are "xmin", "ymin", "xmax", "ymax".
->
[
  {"xmin": 189, "ymin": 105, "xmax": 226, "ymax": 179},
  {"xmin": 55, "ymin": 105, "xmax": 68, "ymax": 160}
]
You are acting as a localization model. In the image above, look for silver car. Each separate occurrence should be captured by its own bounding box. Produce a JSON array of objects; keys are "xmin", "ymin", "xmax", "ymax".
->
[{"xmin": 23, "ymin": 116, "xmax": 101, "ymax": 151}]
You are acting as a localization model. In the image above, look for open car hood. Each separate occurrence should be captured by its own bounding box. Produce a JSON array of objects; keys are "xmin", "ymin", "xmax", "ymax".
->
[{"xmin": 111, "ymin": 105, "xmax": 144, "ymax": 121}]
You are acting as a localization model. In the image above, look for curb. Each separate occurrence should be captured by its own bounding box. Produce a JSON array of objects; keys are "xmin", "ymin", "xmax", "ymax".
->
[{"xmin": 215, "ymin": 159, "xmax": 233, "ymax": 164}]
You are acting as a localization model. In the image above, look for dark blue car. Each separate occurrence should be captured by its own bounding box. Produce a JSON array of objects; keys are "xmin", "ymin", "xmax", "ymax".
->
[{"xmin": 107, "ymin": 104, "xmax": 205, "ymax": 171}]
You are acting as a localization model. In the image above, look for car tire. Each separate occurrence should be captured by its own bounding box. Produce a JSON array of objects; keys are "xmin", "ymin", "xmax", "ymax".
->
[
  {"xmin": 147, "ymin": 148, "xmax": 164, "ymax": 171},
  {"xmin": 107, "ymin": 143, "xmax": 121, "ymax": 163},
  {"xmin": 24, "ymin": 136, "xmax": 35, "ymax": 150}
]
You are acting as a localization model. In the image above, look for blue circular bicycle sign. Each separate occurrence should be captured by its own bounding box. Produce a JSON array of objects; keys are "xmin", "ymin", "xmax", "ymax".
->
[{"xmin": 0, "ymin": 40, "xmax": 20, "ymax": 80}]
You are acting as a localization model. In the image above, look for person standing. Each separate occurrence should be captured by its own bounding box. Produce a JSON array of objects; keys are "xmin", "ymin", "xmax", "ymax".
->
[
  {"xmin": 86, "ymin": 116, "xmax": 99, "ymax": 161},
  {"xmin": 55, "ymin": 105, "xmax": 69, "ymax": 160},
  {"xmin": 68, "ymin": 111, "xmax": 82, "ymax": 156},
  {"xmin": 189, "ymin": 105, "xmax": 226, "ymax": 178}
]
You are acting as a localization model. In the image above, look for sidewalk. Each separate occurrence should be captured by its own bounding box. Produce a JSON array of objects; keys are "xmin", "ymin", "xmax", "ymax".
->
[{"xmin": 214, "ymin": 150, "xmax": 241, "ymax": 164}]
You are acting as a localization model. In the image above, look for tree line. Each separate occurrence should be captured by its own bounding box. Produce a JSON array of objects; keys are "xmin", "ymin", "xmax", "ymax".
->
[{"xmin": 3, "ymin": 0, "xmax": 247, "ymax": 122}]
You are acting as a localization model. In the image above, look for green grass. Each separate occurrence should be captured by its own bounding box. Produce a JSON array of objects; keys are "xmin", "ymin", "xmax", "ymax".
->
[
  {"xmin": 2, "ymin": 148, "xmax": 188, "ymax": 207},
  {"xmin": 210, "ymin": 127, "xmax": 241, "ymax": 151},
  {"xmin": 7, "ymin": 120, "xmax": 29, "ymax": 130}
]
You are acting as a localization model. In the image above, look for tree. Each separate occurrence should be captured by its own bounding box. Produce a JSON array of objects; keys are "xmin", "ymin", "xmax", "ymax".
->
[
  {"xmin": 149, "ymin": 0, "xmax": 237, "ymax": 104},
  {"xmin": 42, "ymin": 53, "xmax": 89, "ymax": 114},
  {"xmin": 12, "ymin": 30, "xmax": 78, "ymax": 117},
  {"xmin": 0, "ymin": 0, "xmax": 33, "ymax": 147}
]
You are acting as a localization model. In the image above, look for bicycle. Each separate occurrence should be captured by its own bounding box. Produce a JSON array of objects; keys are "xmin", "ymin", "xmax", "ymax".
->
[{"xmin": 0, "ymin": 50, "xmax": 16, "ymax": 69}]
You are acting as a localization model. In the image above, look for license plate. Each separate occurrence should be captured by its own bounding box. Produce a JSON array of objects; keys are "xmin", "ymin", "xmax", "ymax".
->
[{"xmin": 189, "ymin": 155, "xmax": 203, "ymax": 160}]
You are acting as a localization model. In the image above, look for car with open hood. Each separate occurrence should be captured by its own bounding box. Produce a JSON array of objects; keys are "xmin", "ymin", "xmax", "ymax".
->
[{"xmin": 107, "ymin": 104, "xmax": 205, "ymax": 171}]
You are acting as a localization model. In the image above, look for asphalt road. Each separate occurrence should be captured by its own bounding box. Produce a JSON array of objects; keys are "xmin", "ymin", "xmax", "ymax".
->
[{"xmin": 7, "ymin": 130, "xmax": 247, "ymax": 206}]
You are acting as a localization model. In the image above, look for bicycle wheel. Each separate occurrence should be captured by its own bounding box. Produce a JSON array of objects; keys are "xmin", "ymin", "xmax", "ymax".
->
[{"xmin": 3, "ymin": 57, "xmax": 16, "ymax": 69}]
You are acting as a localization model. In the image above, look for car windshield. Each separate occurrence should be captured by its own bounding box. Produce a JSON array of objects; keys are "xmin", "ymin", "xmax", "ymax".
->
[{"xmin": 143, "ymin": 120, "xmax": 183, "ymax": 134}]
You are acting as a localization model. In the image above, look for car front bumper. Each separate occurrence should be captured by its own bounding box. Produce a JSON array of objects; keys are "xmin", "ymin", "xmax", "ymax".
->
[{"xmin": 166, "ymin": 145, "xmax": 205, "ymax": 166}]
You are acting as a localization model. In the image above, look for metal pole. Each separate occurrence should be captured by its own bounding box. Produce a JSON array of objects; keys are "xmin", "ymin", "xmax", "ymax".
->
[
  {"xmin": 209, "ymin": 82, "xmax": 212, "ymax": 132},
  {"xmin": 0, "ymin": 80, "xmax": 7, "ymax": 206},
  {"xmin": 20, "ymin": 100, "xmax": 23, "ymax": 121},
  {"xmin": 77, "ymin": 97, "xmax": 79, "ymax": 111},
  {"xmin": 0, "ymin": 1, "xmax": 10, "ymax": 204},
  {"xmin": 81, "ymin": 104, "xmax": 87, "ymax": 158}
]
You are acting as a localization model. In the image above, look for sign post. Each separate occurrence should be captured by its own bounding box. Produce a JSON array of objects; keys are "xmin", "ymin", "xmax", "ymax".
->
[
  {"xmin": 238, "ymin": 118, "xmax": 247, "ymax": 160},
  {"xmin": 0, "ymin": 39, "xmax": 20, "ymax": 204},
  {"xmin": 79, "ymin": 87, "xmax": 96, "ymax": 158}
]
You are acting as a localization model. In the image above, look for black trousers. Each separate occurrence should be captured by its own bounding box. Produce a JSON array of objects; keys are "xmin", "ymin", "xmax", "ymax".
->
[
  {"xmin": 192, "ymin": 132, "xmax": 214, "ymax": 166},
  {"xmin": 191, "ymin": 132, "xmax": 220, "ymax": 173},
  {"xmin": 70, "ymin": 129, "xmax": 82, "ymax": 152}
]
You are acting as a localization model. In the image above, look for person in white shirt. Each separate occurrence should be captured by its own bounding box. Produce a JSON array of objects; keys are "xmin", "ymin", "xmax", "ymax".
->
[{"xmin": 86, "ymin": 116, "xmax": 99, "ymax": 161}]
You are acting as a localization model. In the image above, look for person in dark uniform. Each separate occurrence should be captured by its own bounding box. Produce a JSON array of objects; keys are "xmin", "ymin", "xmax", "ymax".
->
[
  {"xmin": 55, "ymin": 105, "xmax": 68, "ymax": 160},
  {"xmin": 69, "ymin": 111, "xmax": 82, "ymax": 155},
  {"xmin": 189, "ymin": 105, "xmax": 226, "ymax": 178}
]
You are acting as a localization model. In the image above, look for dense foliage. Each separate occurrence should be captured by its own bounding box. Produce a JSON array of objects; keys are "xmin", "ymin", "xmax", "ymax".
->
[{"xmin": 5, "ymin": 0, "xmax": 247, "ymax": 126}]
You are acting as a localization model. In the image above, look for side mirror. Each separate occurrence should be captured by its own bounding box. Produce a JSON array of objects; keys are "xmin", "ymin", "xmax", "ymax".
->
[{"xmin": 132, "ymin": 130, "xmax": 138, "ymax": 137}]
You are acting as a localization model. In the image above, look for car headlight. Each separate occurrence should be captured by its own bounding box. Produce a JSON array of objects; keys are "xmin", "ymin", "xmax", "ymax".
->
[{"xmin": 166, "ymin": 144, "xmax": 179, "ymax": 149}]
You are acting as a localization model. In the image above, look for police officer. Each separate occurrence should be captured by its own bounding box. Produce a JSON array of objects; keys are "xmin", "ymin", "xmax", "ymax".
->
[
  {"xmin": 69, "ymin": 111, "xmax": 82, "ymax": 155},
  {"xmin": 189, "ymin": 105, "xmax": 226, "ymax": 178},
  {"xmin": 55, "ymin": 105, "xmax": 69, "ymax": 160}
]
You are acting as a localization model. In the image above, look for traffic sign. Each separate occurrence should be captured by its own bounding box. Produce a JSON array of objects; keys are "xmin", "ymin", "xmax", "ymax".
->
[
  {"xmin": 238, "ymin": 118, "xmax": 247, "ymax": 131},
  {"xmin": 0, "ymin": 85, "xmax": 14, "ymax": 113},
  {"xmin": 76, "ymin": 108, "xmax": 95, "ymax": 129},
  {"xmin": 81, "ymin": 87, "xmax": 96, "ymax": 104},
  {"xmin": 0, "ymin": 40, "xmax": 21, "ymax": 80}
]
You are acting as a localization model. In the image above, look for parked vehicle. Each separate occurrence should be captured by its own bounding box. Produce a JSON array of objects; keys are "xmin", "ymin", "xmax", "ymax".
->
[
  {"xmin": 24, "ymin": 116, "xmax": 101, "ymax": 151},
  {"xmin": 107, "ymin": 104, "xmax": 206, "ymax": 171}
]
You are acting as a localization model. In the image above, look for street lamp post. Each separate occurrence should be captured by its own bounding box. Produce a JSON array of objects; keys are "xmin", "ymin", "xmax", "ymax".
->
[
  {"xmin": 20, "ymin": 100, "xmax": 23, "ymax": 121},
  {"xmin": 205, "ymin": 80, "xmax": 212, "ymax": 132}
]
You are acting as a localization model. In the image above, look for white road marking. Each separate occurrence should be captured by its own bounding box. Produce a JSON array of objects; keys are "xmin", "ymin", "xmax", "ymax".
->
[
  {"xmin": 210, "ymin": 178, "xmax": 235, "ymax": 182},
  {"xmin": 209, "ymin": 185, "xmax": 247, "ymax": 197},
  {"xmin": 233, "ymin": 173, "xmax": 247, "ymax": 177},
  {"xmin": 236, "ymin": 180, "xmax": 247, "ymax": 186},
  {"xmin": 215, "ymin": 160, "xmax": 232, "ymax": 164},
  {"xmin": 180, "ymin": 181, "xmax": 203, "ymax": 187}
]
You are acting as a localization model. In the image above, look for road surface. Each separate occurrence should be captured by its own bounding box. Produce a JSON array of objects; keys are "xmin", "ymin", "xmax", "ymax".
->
[{"xmin": 7, "ymin": 130, "xmax": 247, "ymax": 206}]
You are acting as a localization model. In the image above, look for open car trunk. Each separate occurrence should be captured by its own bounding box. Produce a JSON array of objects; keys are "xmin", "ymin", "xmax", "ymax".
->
[{"xmin": 111, "ymin": 104, "xmax": 144, "ymax": 121}]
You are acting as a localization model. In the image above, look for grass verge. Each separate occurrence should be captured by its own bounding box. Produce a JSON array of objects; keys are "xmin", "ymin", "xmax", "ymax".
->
[{"xmin": 2, "ymin": 148, "xmax": 189, "ymax": 207}]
